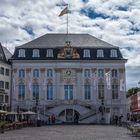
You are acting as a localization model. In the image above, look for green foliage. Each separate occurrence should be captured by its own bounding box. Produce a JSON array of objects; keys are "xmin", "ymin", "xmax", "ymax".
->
[{"xmin": 126, "ymin": 87, "xmax": 140, "ymax": 98}]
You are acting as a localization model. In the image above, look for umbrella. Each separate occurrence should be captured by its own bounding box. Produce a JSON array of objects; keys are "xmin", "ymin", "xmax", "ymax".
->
[
  {"xmin": 0, "ymin": 110, "xmax": 7, "ymax": 114},
  {"xmin": 6, "ymin": 112, "xmax": 17, "ymax": 115},
  {"xmin": 22, "ymin": 111, "xmax": 36, "ymax": 115}
]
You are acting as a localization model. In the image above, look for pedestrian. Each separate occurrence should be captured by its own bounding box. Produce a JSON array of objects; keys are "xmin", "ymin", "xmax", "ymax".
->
[
  {"xmin": 115, "ymin": 115, "xmax": 118, "ymax": 126},
  {"xmin": 48, "ymin": 115, "xmax": 51, "ymax": 125},
  {"xmin": 118, "ymin": 115, "xmax": 123, "ymax": 126},
  {"xmin": 51, "ymin": 114, "xmax": 56, "ymax": 124}
]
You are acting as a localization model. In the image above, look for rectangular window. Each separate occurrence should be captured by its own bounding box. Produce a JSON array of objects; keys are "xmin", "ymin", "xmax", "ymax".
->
[
  {"xmin": 33, "ymin": 69, "xmax": 39, "ymax": 78},
  {"xmin": 64, "ymin": 85, "xmax": 73, "ymax": 100},
  {"xmin": 112, "ymin": 69, "xmax": 118, "ymax": 78},
  {"xmin": 5, "ymin": 82, "xmax": 9, "ymax": 89},
  {"xmin": 0, "ymin": 67, "xmax": 4, "ymax": 75},
  {"xmin": 5, "ymin": 69, "xmax": 10, "ymax": 76},
  {"xmin": 5, "ymin": 95, "xmax": 9, "ymax": 103},
  {"xmin": 18, "ymin": 85, "xmax": 25, "ymax": 100},
  {"xmin": 84, "ymin": 85, "xmax": 91, "ymax": 100},
  {"xmin": 47, "ymin": 69, "xmax": 53, "ymax": 77},
  {"xmin": 98, "ymin": 85, "xmax": 104, "ymax": 99},
  {"xmin": 84, "ymin": 69, "xmax": 90, "ymax": 77},
  {"xmin": 32, "ymin": 85, "xmax": 39, "ymax": 100},
  {"xmin": 112, "ymin": 85, "xmax": 118, "ymax": 99},
  {"xmin": 19, "ymin": 69, "xmax": 25, "ymax": 78},
  {"xmin": 98, "ymin": 69, "xmax": 104, "ymax": 78},
  {"xmin": 0, "ymin": 81, "xmax": 4, "ymax": 89},
  {"xmin": 0, "ymin": 95, "xmax": 4, "ymax": 103},
  {"xmin": 83, "ymin": 49, "xmax": 90, "ymax": 58},
  {"xmin": 47, "ymin": 84, "xmax": 53, "ymax": 100}
]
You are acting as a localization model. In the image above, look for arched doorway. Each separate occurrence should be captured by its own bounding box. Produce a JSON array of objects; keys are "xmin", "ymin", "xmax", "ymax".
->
[{"xmin": 59, "ymin": 109, "xmax": 80, "ymax": 123}]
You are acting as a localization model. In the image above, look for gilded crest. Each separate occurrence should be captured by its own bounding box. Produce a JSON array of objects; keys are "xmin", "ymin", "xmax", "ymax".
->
[{"xmin": 57, "ymin": 41, "xmax": 80, "ymax": 58}]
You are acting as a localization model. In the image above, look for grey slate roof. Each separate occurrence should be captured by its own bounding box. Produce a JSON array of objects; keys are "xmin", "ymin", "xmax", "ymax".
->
[
  {"xmin": 17, "ymin": 33, "xmax": 118, "ymax": 48},
  {"xmin": 0, "ymin": 43, "xmax": 12, "ymax": 63}
]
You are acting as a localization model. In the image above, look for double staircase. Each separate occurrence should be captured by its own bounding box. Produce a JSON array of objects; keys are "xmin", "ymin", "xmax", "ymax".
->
[{"xmin": 38, "ymin": 100, "xmax": 98, "ymax": 124}]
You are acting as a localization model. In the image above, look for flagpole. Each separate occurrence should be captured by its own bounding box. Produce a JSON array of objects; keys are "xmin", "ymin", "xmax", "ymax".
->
[{"xmin": 66, "ymin": 4, "xmax": 69, "ymax": 40}]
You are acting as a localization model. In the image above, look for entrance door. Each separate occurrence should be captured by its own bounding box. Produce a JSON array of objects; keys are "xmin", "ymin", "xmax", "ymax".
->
[
  {"xmin": 64, "ymin": 85, "xmax": 73, "ymax": 100},
  {"xmin": 66, "ymin": 109, "xmax": 73, "ymax": 122}
]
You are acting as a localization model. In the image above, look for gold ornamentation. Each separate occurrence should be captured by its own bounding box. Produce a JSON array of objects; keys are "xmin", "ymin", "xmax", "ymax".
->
[{"xmin": 57, "ymin": 41, "xmax": 80, "ymax": 58}]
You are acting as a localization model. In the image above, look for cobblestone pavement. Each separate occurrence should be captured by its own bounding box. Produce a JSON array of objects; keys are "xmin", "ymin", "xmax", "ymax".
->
[{"xmin": 0, "ymin": 125, "xmax": 139, "ymax": 140}]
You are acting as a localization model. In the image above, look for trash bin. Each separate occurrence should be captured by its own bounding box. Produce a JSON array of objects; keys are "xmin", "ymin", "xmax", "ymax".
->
[{"xmin": 37, "ymin": 120, "xmax": 41, "ymax": 127}]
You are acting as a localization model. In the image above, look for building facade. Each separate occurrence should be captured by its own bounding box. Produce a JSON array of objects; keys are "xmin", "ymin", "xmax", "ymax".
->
[
  {"xmin": 127, "ymin": 92, "xmax": 140, "ymax": 121},
  {"xmin": 11, "ymin": 34, "xmax": 127, "ymax": 123},
  {"xmin": 0, "ymin": 43, "xmax": 12, "ymax": 111}
]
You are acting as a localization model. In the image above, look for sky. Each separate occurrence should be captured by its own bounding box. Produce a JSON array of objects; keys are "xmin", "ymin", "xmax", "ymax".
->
[{"xmin": 0, "ymin": 0, "xmax": 140, "ymax": 90}]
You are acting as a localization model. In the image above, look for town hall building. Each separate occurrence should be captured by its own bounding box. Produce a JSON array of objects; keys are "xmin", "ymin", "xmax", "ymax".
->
[{"xmin": 10, "ymin": 33, "xmax": 127, "ymax": 124}]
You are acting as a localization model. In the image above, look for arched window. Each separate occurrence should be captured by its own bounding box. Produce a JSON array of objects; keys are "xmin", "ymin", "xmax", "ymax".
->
[
  {"xmin": 84, "ymin": 84, "xmax": 91, "ymax": 100},
  {"xmin": 46, "ymin": 49, "xmax": 53, "ymax": 57},
  {"xmin": 19, "ymin": 69, "xmax": 25, "ymax": 78},
  {"xmin": 47, "ymin": 84, "xmax": 53, "ymax": 100},
  {"xmin": 18, "ymin": 85, "xmax": 25, "ymax": 100},
  {"xmin": 32, "ymin": 49, "xmax": 40, "ymax": 57},
  {"xmin": 97, "ymin": 49, "xmax": 104, "ymax": 57},
  {"xmin": 18, "ymin": 49, "xmax": 25, "ymax": 57},
  {"xmin": 112, "ymin": 84, "xmax": 118, "ymax": 99},
  {"xmin": 83, "ymin": 49, "xmax": 90, "ymax": 58},
  {"xmin": 33, "ymin": 69, "xmax": 39, "ymax": 78},
  {"xmin": 32, "ymin": 84, "xmax": 39, "ymax": 100},
  {"xmin": 110, "ymin": 49, "xmax": 117, "ymax": 57},
  {"xmin": 98, "ymin": 84, "xmax": 104, "ymax": 99}
]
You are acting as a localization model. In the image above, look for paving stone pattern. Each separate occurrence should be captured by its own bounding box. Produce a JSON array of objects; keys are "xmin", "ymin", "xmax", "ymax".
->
[{"xmin": 0, "ymin": 125, "xmax": 139, "ymax": 140}]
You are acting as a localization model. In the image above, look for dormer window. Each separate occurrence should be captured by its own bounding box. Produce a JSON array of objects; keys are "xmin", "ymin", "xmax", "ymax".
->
[
  {"xmin": 110, "ymin": 49, "xmax": 117, "ymax": 57},
  {"xmin": 18, "ymin": 49, "xmax": 25, "ymax": 58},
  {"xmin": 32, "ymin": 49, "xmax": 40, "ymax": 57},
  {"xmin": 97, "ymin": 49, "xmax": 104, "ymax": 57},
  {"xmin": 83, "ymin": 49, "xmax": 90, "ymax": 58},
  {"xmin": 46, "ymin": 49, "xmax": 53, "ymax": 57}
]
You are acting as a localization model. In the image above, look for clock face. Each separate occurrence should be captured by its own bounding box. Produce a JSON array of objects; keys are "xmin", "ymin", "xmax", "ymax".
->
[{"xmin": 66, "ymin": 70, "xmax": 71, "ymax": 76}]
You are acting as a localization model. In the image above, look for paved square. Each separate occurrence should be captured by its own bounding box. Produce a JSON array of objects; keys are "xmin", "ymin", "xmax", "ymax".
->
[{"xmin": 0, "ymin": 125, "xmax": 139, "ymax": 140}]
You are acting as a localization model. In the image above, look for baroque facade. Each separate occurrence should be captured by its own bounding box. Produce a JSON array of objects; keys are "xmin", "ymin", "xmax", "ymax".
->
[
  {"xmin": 11, "ymin": 34, "xmax": 127, "ymax": 124},
  {"xmin": 0, "ymin": 43, "xmax": 12, "ymax": 111}
]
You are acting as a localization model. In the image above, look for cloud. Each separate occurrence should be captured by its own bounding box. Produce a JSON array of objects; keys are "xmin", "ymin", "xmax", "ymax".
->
[{"xmin": 0, "ymin": 0, "xmax": 140, "ymax": 90}]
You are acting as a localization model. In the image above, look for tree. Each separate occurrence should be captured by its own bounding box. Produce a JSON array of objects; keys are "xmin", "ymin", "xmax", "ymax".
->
[{"xmin": 126, "ymin": 87, "xmax": 140, "ymax": 98}]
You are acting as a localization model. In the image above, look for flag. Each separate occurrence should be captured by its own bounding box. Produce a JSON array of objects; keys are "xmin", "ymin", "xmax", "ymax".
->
[
  {"xmin": 120, "ymin": 78, "xmax": 125, "ymax": 91},
  {"xmin": 120, "ymin": 73, "xmax": 126, "ymax": 91},
  {"xmin": 12, "ymin": 77, "xmax": 15, "ymax": 93},
  {"xmin": 59, "ymin": 7, "xmax": 68, "ymax": 16},
  {"xmin": 105, "ymin": 71, "xmax": 111, "ymax": 89}
]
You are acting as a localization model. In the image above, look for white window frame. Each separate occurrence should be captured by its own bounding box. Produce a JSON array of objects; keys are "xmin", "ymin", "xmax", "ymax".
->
[
  {"xmin": 110, "ymin": 49, "xmax": 117, "ymax": 57},
  {"xmin": 32, "ymin": 49, "xmax": 40, "ymax": 57},
  {"xmin": 83, "ymin": 49, "xmax": 90, "ymax": 58},
  {"xmin": 97, "ymin": 49, "xmax": 104, "ymax": 57},
  {"xmin": 18, "ymin": 49, "xmax": 25, "ymax": 58},
  {"xmin": 46, "ymin": 49, "xmax": 53, "ymax": 57}
]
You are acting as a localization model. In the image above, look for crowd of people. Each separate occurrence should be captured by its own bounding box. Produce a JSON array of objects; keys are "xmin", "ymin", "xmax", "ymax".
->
[{"xmin": 111, "ymin": 115, "xmax": 124, "ymax": 126}]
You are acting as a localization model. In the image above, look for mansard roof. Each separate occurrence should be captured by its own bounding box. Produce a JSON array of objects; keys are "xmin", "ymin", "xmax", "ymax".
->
[
  {"xmin": 12, "ymin": 33, "xmax": 126, "ymax": 61},
  {"xmin": 0, "ymin": 43, "xmax": 12, "ymax": 63},
  {"xmin": 17, "ymin": 33, "xmax": 117, "ymax": 48}
]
